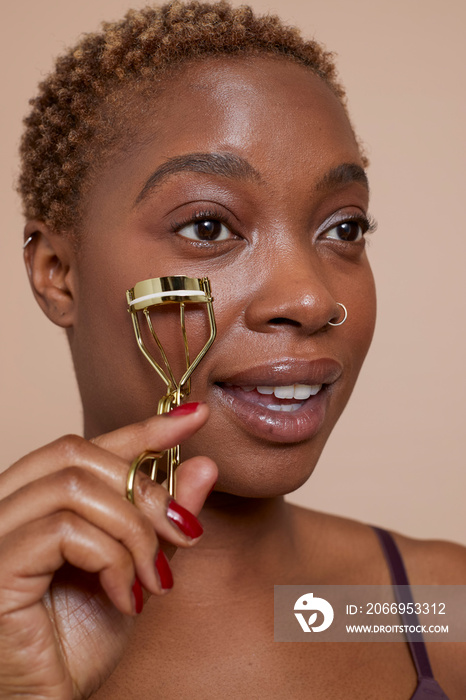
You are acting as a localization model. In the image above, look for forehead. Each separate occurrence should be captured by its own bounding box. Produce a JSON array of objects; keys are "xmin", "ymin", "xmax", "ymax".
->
[
  {"xmin": 84, "ymin": 56, "xmax": 363, "ymax": 223},
  {"xmin": 150, "ymin": 55, "xmax": 358, "ymax": 161}
]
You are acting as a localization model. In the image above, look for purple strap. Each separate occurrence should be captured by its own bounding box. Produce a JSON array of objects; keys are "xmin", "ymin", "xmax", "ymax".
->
[{"xmin": 372, "ymin": 526, "xmax": 434, "ymax": 680}]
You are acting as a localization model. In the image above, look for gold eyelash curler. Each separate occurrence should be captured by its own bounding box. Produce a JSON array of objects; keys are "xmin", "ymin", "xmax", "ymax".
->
[{"xmin": 125, "ymin": 276, "xmax": 216, "ymax": 502}]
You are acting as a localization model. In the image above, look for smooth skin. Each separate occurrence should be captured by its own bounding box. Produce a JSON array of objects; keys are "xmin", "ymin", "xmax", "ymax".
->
[{"xmin": 3, "ymin": 56, "xmax": 466, "ymax": 699}]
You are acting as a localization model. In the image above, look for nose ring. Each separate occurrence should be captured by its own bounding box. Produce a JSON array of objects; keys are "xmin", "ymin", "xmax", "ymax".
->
[{"xmin": 328, "ymin": 302, "xmax": 347, "ymax": 327}]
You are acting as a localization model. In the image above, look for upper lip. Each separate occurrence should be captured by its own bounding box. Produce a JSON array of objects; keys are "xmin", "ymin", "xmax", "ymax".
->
[{"xmin": 215, "ymin": 358, "xmax": 342, "ymax": 387}]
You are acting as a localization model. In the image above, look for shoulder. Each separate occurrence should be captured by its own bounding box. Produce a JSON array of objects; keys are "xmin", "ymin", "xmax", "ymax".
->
[
  {"xmin": 290, "ymin": 507, "xmax": 466, "ymax": 693},
  {"xmin": 288, "ymin": 506, "xmax": 391, "ymax": 582},
  {"xmin": 392, "ymin": 531, "xmax": 466, "ymax": 584},
  {"xmin": 289, "ymin": 504, "xmax": 466, "ymax": 584}
]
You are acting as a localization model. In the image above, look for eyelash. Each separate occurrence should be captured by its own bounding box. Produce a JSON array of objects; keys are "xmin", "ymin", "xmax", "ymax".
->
[
  {"xmin": 170, "ymin": 208, "xmax": 238, "ymax": 242},
  {"xmin": 322, "ymin": 213, "xmax": 378, "ymax": 242},
  {"xmin": 170, "ymin": 209, "xmax": 377, "ymax": 243}
]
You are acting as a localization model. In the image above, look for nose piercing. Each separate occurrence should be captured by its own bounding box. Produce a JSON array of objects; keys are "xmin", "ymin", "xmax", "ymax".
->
[{"xmin": 328, "ymin": 302, "xmax": 347, "ymax": 327}]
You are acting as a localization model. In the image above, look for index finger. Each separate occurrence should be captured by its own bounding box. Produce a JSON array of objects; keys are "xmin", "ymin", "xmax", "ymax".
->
[
  {"xmin": 92, "ymin": 402, "xmax": 209, "ymax": 461},
  {"xmin": 1, "ymin": 402, "xmax": 210, "ymax": 500}
]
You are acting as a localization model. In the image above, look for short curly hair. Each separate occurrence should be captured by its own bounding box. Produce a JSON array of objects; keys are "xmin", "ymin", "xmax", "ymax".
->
[{"xmin": 18, "ymin": 0, "xmax": 363, "ymax": 233}]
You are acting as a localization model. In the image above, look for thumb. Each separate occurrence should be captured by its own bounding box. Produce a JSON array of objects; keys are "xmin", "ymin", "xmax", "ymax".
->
[{"xmin": 164, "ymin": 456, "xmax": 218, "ymax": 517}]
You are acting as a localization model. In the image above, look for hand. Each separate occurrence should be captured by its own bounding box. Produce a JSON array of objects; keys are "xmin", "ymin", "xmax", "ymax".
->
[{"xmin": 0, "ymin": 404, "xmax": 216, "ymax": 700}]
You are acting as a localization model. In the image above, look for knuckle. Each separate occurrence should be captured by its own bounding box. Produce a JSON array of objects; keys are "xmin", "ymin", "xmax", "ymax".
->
[
  {"xmin": 136, "ymin": 472, "xmax": 159, "ymax": 504},
  {"xmin": 56, "ymin": 466, "xmax": 90, "ymax": 497},
  {"xmin": 49, "ymin": 510, "xmax": 80, "ymax": 536},
  {"xmin": 54, "ymin": 433, "xmax": 86, "ymax": 461},
  {"xmin": 135, "ymin": 476, "xmax": 171, "ymax": 518}
]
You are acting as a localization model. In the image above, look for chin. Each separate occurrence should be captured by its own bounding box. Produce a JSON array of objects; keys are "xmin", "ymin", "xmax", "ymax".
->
[{"xmin": 195, "ymin": 436, "xmax": 326, "ymax": 499}]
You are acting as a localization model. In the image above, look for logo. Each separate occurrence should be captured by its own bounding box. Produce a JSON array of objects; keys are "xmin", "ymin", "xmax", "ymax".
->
[{"xmin": 294, "ymin": 592, "xmax": 334, "ymax": 633}]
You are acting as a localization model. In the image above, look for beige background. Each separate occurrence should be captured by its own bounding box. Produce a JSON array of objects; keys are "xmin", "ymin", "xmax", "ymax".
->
[{"xmin": 2, "ymin": 0, "xmax": 465, "ymax": 544}]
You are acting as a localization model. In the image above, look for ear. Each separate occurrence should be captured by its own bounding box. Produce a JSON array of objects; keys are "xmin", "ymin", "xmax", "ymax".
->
[{"xmin": 23, "ymin": 220, "xmax": 77, "ymax": 328}]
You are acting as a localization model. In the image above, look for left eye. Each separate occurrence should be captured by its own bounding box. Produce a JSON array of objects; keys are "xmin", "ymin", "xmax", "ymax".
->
[
  {"xmin": 324, "ymin": 220, "xmax": 365, "ymax": 242},
  {"xmin": 178, "ymin": 219, "xmax": 233, "ymax": 242}
]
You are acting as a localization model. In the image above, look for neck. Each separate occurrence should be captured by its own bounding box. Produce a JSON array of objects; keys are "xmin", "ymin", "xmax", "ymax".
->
[
  {"xmin": 171, "ymin": 494, "xmax": 303, "ymax": 599},
  {"xmin": 201, "ymin": 492, "xmax": 292, "ymax": 548}
]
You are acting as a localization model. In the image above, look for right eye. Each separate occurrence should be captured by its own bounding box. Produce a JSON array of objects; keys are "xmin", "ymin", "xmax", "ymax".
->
[{"xmin": 177, "ymin": 219, "xmax": 234, "ymax": 242}]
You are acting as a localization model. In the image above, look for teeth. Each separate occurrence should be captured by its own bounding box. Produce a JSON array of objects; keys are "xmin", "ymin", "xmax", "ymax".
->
[
  {"xmin": 294, "ymin": 384, "xmax": 320, "ymax": 399},
  {"xmin": 281, "ymin": 403, "xmax": 302, "ymax": 412},
  {"xmin": 257, "ymin": 386, "xmax": 274, "ymax": 395},
  {"xmin": 274, "ymin": 386, "xmax": 294, "ymax": 399},
  {"xmin": 267, "ymin": 403, "xmax": 303, "ymax": 412},
  {"xmin": 235, "ymin": 383, "xmax": 323, "ymax": 400},
  {"xmin": 258, "ymin": 384, "xmax": 322, "ymax": 399}
]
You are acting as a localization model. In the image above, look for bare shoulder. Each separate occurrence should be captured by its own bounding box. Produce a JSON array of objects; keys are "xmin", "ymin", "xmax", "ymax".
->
[
  {"xmin": 288, "ymin": 505, "xmax": 389, "ymax": 582},
  {"xmin": 392, "ymin": 530, "xmax": 466, "ymax": 584},
  {"xmin": 289, "ymin": 506, "xmax": 466, "ymax": 696},
  {"xmin": 289, "ymin": 502, "xmax": 466, "ymax": 583}
]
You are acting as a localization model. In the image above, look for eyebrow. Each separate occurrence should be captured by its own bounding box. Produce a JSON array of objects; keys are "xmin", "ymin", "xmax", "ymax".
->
[
  {"xmin": 134, "ymin": 154, "xmax": 368, "ymax": 207},
  {"xmin": 315, "ymin": 163, "xmax": 369, "ymax": 193},
  {"xmin": 134, "ymin": 152, "xmax": 262, "ymax": 206}
]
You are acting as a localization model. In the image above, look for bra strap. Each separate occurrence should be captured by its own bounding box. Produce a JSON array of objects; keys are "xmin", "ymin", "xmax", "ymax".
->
[{"xmin": 372, "ymin": 526, "xmax": 434, "ymax": 680}]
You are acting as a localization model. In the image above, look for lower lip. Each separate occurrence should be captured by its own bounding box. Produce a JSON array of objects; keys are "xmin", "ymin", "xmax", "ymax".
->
[{"xmin": 213, "ymin": 385, "xmax": 330, "ymax": 444}]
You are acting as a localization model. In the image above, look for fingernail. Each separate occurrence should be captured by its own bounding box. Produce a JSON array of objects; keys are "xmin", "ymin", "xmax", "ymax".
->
[
  {"xmin": 169, "ymin": 402, "xmax": 201, "ymax": 416},
  {"xmin": 155, "ymin": 550, "xmax": 174, "ymax": 590},
  {"xmin": 132, "ymin": 577, "xmax": 143, "ymax": 614},
  {"xmin": 207, "ymin": 481, "xmax": 217, "ymax": 497},
  {"xmin": 167, "ymin": 499, "xmax": 204, "ymax": 539}
]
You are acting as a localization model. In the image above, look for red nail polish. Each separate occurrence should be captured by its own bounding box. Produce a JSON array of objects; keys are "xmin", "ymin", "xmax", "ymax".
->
[
  {"xmin": 155, "ymin": 550, "xmax": 173, "ymax": 590},
  {"xmin": 132, "ymin": 577, "xmax": 143, "ymax": 614},
  {"xmin": 167, "ymin": 499, "xmax": 204, "ymax": 539},
  {"xmin": 169, "ymin": 402, "xmax": 201, "ymax": 416},
  {"xmin": 207, "ymin": 481, "xmax": 217, "ymax": 497}
]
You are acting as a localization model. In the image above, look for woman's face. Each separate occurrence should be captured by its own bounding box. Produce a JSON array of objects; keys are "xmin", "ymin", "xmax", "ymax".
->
[{"xmin": 70, "ymin": 56, "xmax": 376, "ymax": 497}]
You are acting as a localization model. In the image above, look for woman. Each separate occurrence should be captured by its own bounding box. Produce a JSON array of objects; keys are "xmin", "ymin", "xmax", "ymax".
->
[{"xmin": 2, "ymin": 2, "xmax": 465, "ymax": 698}]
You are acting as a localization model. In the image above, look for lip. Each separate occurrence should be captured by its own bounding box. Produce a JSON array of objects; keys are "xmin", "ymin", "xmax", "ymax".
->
[
  {"xmin": 215, "ymin": 358, "xmax": 342, "ymax": 387},
  {"xmin": 213, "ymin": 358, "xmax": 342, "ymax": 444}
]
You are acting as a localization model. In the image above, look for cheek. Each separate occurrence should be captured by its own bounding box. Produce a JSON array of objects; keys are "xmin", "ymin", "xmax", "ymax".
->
[
  {"xmin": 72, "ymin": 266, "xmax": 219, "ymax": 434},
  {"xmin": 71, "ymin": 288, "xmax": 150, "ymax": 431}
]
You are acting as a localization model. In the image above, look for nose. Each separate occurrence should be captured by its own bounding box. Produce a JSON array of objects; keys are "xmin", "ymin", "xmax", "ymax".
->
[{"xmin": 243, "ymin": 248, "xmax": 340, "ymax": 335}]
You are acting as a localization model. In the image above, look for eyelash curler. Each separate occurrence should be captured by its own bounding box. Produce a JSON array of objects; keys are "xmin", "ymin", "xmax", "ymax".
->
[{"xmin": 125, "ymin": 276, "xmax": 216, "ymax": 502}]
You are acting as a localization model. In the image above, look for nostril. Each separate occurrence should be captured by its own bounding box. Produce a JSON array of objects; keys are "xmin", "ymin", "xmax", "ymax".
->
[{"xmin": 269, "ymin": 317, "xmax": 301, "ymax": 327}]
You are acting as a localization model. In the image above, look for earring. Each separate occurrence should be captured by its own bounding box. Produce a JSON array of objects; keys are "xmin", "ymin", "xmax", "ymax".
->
[
  {"xmin": 23, "ymin": 234, "xmax": 36, "ymax": 249},
  {"xmin": 328, "ymin": 303, "xmax": 347, "ymax": 327}
]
